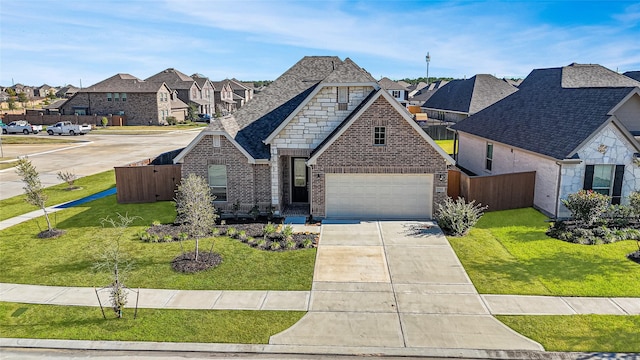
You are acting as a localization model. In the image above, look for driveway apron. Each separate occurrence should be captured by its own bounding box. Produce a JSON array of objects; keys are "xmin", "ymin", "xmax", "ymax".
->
[{"xmin": 269, "ymin": 221, "xmax": 543, "ymax": 351}]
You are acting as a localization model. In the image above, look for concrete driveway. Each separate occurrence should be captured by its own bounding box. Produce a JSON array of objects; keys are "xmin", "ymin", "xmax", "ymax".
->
[
  {"xmin": 270, "ymin": 221, "xmax": 543, "ymax": 351},
  {"xmin": 0, "ymin": 130, "xmax": 199, "ymax": 200}
]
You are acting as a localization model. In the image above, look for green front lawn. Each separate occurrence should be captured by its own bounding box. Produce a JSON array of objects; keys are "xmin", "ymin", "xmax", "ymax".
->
[
  {"xmin": 0, "ymin": 302, "xmax": 304, "ymax": 344},
  {"xmin": 0, "ymin": 137, "xmax": 82, "ymax": 145},
  {"xmin": 0, "ymin": 196, "xmax": 316, "ymax": 290},
  {"xmin": 447, "ymin": 208, "xmax": 640, "ymax": 297},
  {"xmin": 498, "ymin": 315, "xmax": 640, "ymax": 352},
  {"xmin": 0, "ymin": 170, "xmax": 116, "ymax": 221},
  {"xmin": 435, "ymin": 139, "xmax": 455, "ymax": 154}
]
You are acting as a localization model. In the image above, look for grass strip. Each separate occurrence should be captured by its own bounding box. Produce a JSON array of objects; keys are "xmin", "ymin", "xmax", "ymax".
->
[
  {"xmin": 0, "ymin": 302, "xmax": 304, "ymax": 344},
  {"xmin": 497, "ymin": 315, "xmax": 640, "ymax": 352},
  {"xmin": 435, "ymin": 139, "xmax": 455, "ymax": 154},
  {"xmin": 447, "ymin": 208, "xmax": 640, "ymax": 297},
  {"xmin": 0, "ymin": 196, "xmax": 316, "ymax": 290},
  {"xmin": 0, "ymin": 170, "xmax": 115, "ymax": 221},
  {"xmin": 0, "ymin": 137, "xmax": 82, "ymax": 145}
]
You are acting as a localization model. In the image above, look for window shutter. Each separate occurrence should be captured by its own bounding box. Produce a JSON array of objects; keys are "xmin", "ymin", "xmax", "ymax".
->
[
  {"xmin": 611, "ymin": 165, "xmax": 625, "ymax": 205},
  {"xmin": 583, "ymin": 165, "xmax": 594, "ymax": 190}
]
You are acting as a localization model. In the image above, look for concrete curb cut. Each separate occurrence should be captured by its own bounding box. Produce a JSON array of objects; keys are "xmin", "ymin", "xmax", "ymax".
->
[{"xmin": 1, "ymin": 338, "xmax": 629, "ymax": 359}]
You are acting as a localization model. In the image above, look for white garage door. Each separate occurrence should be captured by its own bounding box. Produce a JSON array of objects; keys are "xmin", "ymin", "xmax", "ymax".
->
[{"xmin": 325, "ymin": 174, "xmax": 433, "ymax": 219}]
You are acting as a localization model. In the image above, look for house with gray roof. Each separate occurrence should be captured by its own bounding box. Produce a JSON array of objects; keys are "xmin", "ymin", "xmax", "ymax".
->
[
  {"xmin": 146, "ymin": 68, "xmax": 214, "ymax": 116},
  {"xmin": 211, "ymin": 80, "xmax": 236, "ymax": 115},
  {"xmin": 56, "ymin": 85, "xmax": 79, "ymax": 99},
  {"xmin": 378, "ymin": 77, "xmax": 408, "ymax": 105},
  {"xmin": 450, "ymin": 63, "xmax": 640, "ymax": 218},
  {"xmin": 422, "ymin": 74, "xmax": 517, "ymax": 123},
  {"xmin": 174, "ymin": 56, "xmax": 454, "ymax": 220},
  {"xmin": 624, "ymin": 71, "xmax": 640, "ymax": 82},
  {"xmin": 228, "ymin": 78, "xmax": 254, "ymax": 109},
  {"xmin": 59, "ymin": 74, "xmax": 173, "ymax": 125}
]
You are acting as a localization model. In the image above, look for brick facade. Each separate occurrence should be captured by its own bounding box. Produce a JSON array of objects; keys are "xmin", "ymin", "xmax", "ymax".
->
[
  {"xmin": 311, "ymin": 96, "xmax": 449, "ymax": 217},
  {"xmin": 181, "ymin": 135, "xmax": 271, "ymax": 213},
  {"xmin": 60, "ymin": 87, "xmax": 171, "ymax": 125}
]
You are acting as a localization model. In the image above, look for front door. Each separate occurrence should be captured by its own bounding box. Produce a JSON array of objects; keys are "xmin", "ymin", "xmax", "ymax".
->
[{"xmin": 292, "ymin": 158, "xmax": 309, "ymax": 203}]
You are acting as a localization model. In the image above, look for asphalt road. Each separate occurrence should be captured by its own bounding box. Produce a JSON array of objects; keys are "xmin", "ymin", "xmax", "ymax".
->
[{"xmin": 0, "ymin": 130, "xmax": 201, "ymax": 201}]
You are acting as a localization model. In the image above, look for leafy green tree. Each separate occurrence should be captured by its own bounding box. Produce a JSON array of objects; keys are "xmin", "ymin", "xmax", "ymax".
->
[
  {"xmin": 6, "ymin": 88, "xmax": 16, "ymax": 96},
  {"xmin": 174, "ymin": 173, "xmax": 218, "ymax": 261},
  {"xmin": 47, "ymin": 89, "xmax": 56, "ymax": 99},
  {"xmin": 7, "ymin": 96, "xmax": 16, "ymax": 110},
  {"xmin": 187, "ymin": 102, "xmax": 198, "ymax": 122},
  {"xmin": 17, "ymin": 92, "xmax": 28, "ymax": 108}
]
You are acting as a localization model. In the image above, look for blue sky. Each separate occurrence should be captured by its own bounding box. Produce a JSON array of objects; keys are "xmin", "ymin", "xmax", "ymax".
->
[{"xmin": 1, "ymin": 0, "xmax": 639, "ymax": 87}]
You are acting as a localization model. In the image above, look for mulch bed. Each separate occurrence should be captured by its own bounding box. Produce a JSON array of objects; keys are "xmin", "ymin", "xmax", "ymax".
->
[
  {"xmin": 37, "ymin": 228, "xmax": 65, "ymax": 239},
  {"xmin": 171, "ymin": 251, "xmax": 223, "ymax": 273}
]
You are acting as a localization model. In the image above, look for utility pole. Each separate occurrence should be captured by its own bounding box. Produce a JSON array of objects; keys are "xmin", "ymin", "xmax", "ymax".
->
[{"xmin": 425, "ymin": 52, "xmax": 431, "ymax": 85}]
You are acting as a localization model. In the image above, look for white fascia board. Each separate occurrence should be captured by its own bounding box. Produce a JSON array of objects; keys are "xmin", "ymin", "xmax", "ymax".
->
[{"xmin": 173, "ymin": 129, "xmax": 256, "ymax": 164}]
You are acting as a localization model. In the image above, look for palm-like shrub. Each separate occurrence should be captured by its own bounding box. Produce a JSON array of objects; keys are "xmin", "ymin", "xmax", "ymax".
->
[{"xmin": 435, "ymin": 197, "xmax": 487, "ymax": 236}]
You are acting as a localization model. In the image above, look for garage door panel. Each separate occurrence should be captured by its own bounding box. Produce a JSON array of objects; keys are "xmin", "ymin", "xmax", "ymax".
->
[{"xmin": 325, "ymin": 174, "xmax": 433, "ymax": 219}]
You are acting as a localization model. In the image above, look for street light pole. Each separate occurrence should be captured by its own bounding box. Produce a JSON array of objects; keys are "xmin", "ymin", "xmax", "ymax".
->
[{"xmin": 426, "ymin": 52, "xmax": 431, "ymax": 85}]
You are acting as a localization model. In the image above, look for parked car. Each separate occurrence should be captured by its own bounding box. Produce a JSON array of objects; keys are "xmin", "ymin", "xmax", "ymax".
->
[
  {"xmin": 1, "ymin": 121, "xmax": 42, "ymax": 134},
  {"xmin": 46, "ymin": 121, "xmax": 92, "ymax": 136},
  {"xmin": 196, "ymin": 113, "xmax": 212, "ymax": 123}
]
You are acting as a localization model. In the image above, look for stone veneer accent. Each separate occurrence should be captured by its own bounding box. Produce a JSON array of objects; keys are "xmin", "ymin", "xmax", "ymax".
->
[
  {"xmin": 181, "ymin": 135, "xmax": 271, "ymax": 213},
  {"xmin": 269, "ymin": 86, "xmax": 374, "ymax": 208},
  {"xmin": 311, "ymin": 96, "xmax": 449, "ymax": 218},
  {"xmin": 60, "ymin": 88, "xmax": 171, "ymax": 126}
]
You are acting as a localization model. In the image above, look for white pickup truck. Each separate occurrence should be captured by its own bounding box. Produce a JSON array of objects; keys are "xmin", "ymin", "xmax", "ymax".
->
[
  {"xmin": 46, "ymin": 121, "xmax": 92, "ymax": 136},
  {"xmin": 1, "ymin": 121, "xmax": 43, "ymax": 134}
]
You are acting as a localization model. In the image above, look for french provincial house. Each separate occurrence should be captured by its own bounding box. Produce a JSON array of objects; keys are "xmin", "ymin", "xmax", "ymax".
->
[
  {"xmin": 451, "ymin": 63, "xmax": 640, "ymax": 218},
  {"xmin": 422, "ymin": 74, "xmax": 517, "ymax": 123},
  {"xmin": 59, "ymin": 74, "xmax": 173, "ymax": 125},
  {"xmin": 174, "ymin": 56, "xmax": 454, "ymax": 220}
]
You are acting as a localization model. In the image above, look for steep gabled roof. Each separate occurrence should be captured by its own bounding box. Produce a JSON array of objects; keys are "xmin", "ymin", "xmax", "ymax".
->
[
  {"xmin": 192, "ymin": 76, "xmax": 211, "ymax": 88},
  {"xmin": 146, "ymin": 68, "xmax": 196, "ymax": 90},
  {"xmin": 321, "ymin": 58, "xmax": 377, "ymax": 84},
  {"xmin": 451, "ymin": 64, "xmax": 640, "ymax": 160},
  {"xmin": 378, "ymin": 77, "xmax": 408, "ymax": 91},
  {"xmin": 561, "ymin": 63, "xmax": 640, "ymax": 88},
  {"xmin": 82, "ymin": 74, "xmax": 164, "ymax": 93},
  {"xmin": 228, "ymin": 78, "xmax": 250, "ymax": 90},
  {"xmin": 423, "ymin": 74, "xmax": 517, "ymax": 114}
]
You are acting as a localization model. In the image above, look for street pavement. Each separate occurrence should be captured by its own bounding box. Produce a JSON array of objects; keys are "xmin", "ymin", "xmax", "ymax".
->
[{"xmin": 0, "ymin": 130, "xmax": 200, "ymax": 200}]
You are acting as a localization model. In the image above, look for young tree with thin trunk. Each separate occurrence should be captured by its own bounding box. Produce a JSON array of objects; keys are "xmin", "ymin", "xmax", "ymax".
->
[
  {"xmin": 15, "ymin": 158, "xmax": 55, "ymax": 235},
  {"xmin": 174, "ymin": 173, "xmax": 218, "ymax": 261}
]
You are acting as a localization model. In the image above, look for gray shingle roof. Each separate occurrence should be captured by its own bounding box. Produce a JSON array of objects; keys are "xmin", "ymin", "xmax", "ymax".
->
[
  {"xmin": 206, "ymin": 56, "xmax": 377, "ymax": 159},
  {"xmin": 561, "ymin": 63, "xmax": 640, "ymax": 88},
  {"xmin": 145, "ymin": 68, "xmax": 195, "ymax": 90},
  {"xmin": 82, "ymin": 74, "xmax": 163, "ymax": 93},
  {"xmin": 378, "ymin": 77, "xmax": 408, "ymax": 90},
  {"xmin": 451, "ymin": 64, "xmax": 640, "ymax": 160},
  {"xmin": 423, "ymin": 74, "xmax": 517, "ymax": 114},
  {"xmin": 623, "ymin": 71, "xmax": 640, "ymax": 82}
]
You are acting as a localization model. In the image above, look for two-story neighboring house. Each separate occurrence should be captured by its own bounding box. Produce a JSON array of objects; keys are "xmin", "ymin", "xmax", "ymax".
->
[
  {"xmin": 228, "ymin": 78, "xmax": 254, "ymax": 109},
  {"xmin": 174, "ymin": 56, "xmax": 454, "ymax": 220},
  {"xmin": 59, "ymin": 74, "xmax": 173, "ymax": 125},
  {"xmin": 422, "ymin": 74, "xmax": 517, "ymax": 123},
  {"xmin": 451, "ymin": 63, "xmax": 640, "ymax": 218},
  {"xmin": 34, "ymin": 84, "xmax": 56, "ymax": 98},
  {"xmin": 56, "ymin": 85, "xmax": 79, "ymax": 99},
  {"xmin": 378, "ymin": 77, "xmax": 408, "ymax": 106},
  {"xmin": 192, "ymin": 74, "xmax": 216, "ymax": 115},
  {"xmin": 146, "ymin": 68, "xmax": 211, "ymax": 115},
  {"xmin": 212, "ymin": 80, "xmax": 236, "ymax": 115}
]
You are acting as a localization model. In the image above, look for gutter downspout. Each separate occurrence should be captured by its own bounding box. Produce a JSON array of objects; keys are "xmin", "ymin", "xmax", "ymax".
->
[
  {"xmin": 554, "ymin": 161, "xmax": 562, "ymax": 220},
  {"xmin": 452, "ymin": 131, "xmax": 458, "ymax": 162}
]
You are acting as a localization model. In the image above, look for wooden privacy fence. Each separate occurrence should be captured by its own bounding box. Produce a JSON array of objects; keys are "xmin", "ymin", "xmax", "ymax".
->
[
  {"xmin": 447, "ymin": 169, "xmax": 535, "ymax": 211},
  {"xmin": 115, "ymin": 164, "xmax": 182, "ymax": 203}
]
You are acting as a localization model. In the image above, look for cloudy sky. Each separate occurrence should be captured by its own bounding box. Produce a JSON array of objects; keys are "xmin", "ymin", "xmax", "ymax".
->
[{"xmin": 1, "ymin": 0, "xmax": 639, "ymax": 87}]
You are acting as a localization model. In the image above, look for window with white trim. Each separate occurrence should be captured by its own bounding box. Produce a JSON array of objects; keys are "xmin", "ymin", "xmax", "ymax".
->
[
  {"xmin": 392, "ymin": 90, "xmax": 401, "ymax": 98},
  {"xmin": 591, "ymin": 165, "xmax": 614, "ymax": 196},
  {"xmin": 212, "ymin": 135, "xmax": 221, "ymax": 147},
  {"xmin": 485, "ymin": 143, "xmax": 493, "ymax": 171},
  {"xmin": 374, "ymin": 126, "xmax": 386, "ymax": 145},
  {"xmin": 107, "ymin": 93, "xmax": 112, "ymax": 101},
  {"xmin": 337, "ymin": 87, "xmax": 348, "ymax": 110},
  {"xmin": 208, "ymin": 165, "xmax": 227, "ymax": 201},
  {"xmin": 114, "ymin": 93, "xmax": 120, "ymax": 101},
  {"xmin": 121, "ymin": 93, "xmax": 127, "ymax": 102}
]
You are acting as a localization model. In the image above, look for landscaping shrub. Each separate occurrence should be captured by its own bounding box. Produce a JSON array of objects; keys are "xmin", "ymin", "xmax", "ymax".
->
[
  {"xmin": 562, "ymin": 190, "xmax": 610, "ymax": 226},
  {"xmin": 435, "ymin": 197, "xmax": 487, "ymax": 236},
  {"xmin": 629, "ymin": 191, "xmax": 640, "ymax": 216}
]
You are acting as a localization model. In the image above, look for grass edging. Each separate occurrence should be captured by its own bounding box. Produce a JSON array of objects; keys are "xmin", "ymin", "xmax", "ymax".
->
[
  {"xmin": 497, "ymin": 315, "xmax": 640, "ymax": 352},
  {"xmin": 0, "ymin": 170, "xmax": 116, "ymax": 221},
  {"xmin": 0, "ymin": 302, "xmax": 304, "ymax": 344}
]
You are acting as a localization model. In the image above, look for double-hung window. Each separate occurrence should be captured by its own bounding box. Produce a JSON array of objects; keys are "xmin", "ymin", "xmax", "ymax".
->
[
  {"xmin": 485, "ymin": 143, "xmax": 493, "ymax": 171},
  {"xmin": 208, "ymin": 165, "xmax": 227, "ymax": 201},
  {"xmin": 114, "ymin": 93, "xmax": 120, "ymax": 101},
  {"xmin": 121, "ymin": 93, "xmax": 127, "ymax": 102},
  {"xmin": 107, "ymin": 93, "xmax": 112, "ymax": 101},
  {"xmin": 374, "ymin": 126, "xmax": 386, "ymax": 145}
]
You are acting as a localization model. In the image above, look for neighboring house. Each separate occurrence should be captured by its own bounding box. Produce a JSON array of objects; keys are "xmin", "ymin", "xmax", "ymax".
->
[
  {"xmin": 624, "ymin": 71, "xmax": 640, "ymax": 82},
  {"xmin": 228, "ymin": 78, "xmax": 254, "ymax": 108},
  {"xmin": 422, "ymin": 75, "xmax": 517, "ymax": 123},
  {"xmin": 451, "ymin": 63, "xmax": 640, "ymax": 218},
  {"xmin": 502, "ymin": 78, "xmax": 523, "ymax": 87},
  {"xmin": 174, "ymin": 56, "xmax": 454, "ymax": 220},
  {"xmin": 42, "ymin": 99, "xmax": 67, "ymax": 114},
  {"xmin": 378, "ymin": 77, "xmax": 408, "ymax": 105},
  {"xmin": 192, "ymin": 74, "xmax": 216, "ymax": 115},
  {"xmin": 56, "ymin": 85, "xmax": 79, "ymax": 99},
  {"xmin": 12, "ymin": 84, "xmax": 34, "ymax": 99},
  {"xmin": 146, "ymin": 68, "xmax": 212, "ymax": 115},
  {"xmin": 60, "ymin": 73, "xmax": 173, "ymax": 125},
  {"xmin": 212, "ymin": 80, "xmax": 236, "ymax": 115},
  {"xmin": 34, "ymin": 84, "xmax": 57, "ymax": 98},
  {"xmin": 408, "ymin": 80, "xmax": 448, "ymax": 106}
]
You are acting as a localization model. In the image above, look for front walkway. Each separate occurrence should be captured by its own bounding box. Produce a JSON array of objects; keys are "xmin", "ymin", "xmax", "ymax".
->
[{"xmin": 269, "ymin": 221, "xmax": 544, "ymax": 350}]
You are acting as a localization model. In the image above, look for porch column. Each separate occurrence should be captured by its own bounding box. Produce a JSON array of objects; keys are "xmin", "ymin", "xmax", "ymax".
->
[{"xmin": 270, "ymin": 147, "xmax": 281, "ymax": 215}]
